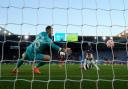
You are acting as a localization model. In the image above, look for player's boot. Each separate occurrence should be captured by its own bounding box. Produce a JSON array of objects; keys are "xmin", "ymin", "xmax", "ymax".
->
[
  {"xmin": 34, "ymin": 67, "xmax": 41, "ymax": 74},
  {"xmin": 12, "ymin": 68, "xmax": 18, "ymax": 74}
]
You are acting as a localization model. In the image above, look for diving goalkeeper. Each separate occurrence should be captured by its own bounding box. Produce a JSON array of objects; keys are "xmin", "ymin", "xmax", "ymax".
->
[{"xmin": 12, "ymin": 26, "xmax": 70, "ymax": 74}]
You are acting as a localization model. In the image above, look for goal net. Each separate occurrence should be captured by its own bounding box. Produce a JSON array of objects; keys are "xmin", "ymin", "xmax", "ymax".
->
[{"xmin": 0, "ymin": 0, "xmax": 128, "ymax": 89}]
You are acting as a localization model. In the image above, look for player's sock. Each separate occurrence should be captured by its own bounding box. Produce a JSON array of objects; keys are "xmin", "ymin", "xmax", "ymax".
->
[
  {"xmin": 35, "ymin": 62, "xmax": 46, "ymax": 68},
  {"xmin": 17, "ymin": 59, "xmax": 23, "ymax": 68},
  {"xmin": 12, "ymin": 59, "xmax": 23, "ymax": 74}
]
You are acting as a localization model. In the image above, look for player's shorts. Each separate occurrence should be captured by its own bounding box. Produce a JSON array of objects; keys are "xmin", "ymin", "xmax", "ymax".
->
[
  {"xmin": 24, "ymin": 46, "xmax": 45, "ymax": 61},
  {"xmin": 27, "ymin": 53, "xmax": 45, "ymax": 61}
]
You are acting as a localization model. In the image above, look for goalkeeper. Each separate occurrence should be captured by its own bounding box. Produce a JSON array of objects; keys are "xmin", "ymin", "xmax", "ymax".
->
[
  {"xmin": 12, "ymin": 26, "xmax": 70, "ymax": 74},
  {"xmin": 83, "ymin": 50, "xmax": 99, "ymax": 70}
]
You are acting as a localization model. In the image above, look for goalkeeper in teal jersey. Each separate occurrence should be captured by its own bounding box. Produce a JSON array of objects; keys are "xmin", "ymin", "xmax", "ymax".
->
[{"xmin": 12, "ymin": 26, "xmax": 70, "ymax": 74}]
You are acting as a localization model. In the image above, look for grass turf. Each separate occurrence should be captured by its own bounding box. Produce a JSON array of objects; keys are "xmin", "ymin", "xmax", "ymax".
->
[{"xmin": 0, "ymin": 64, "xmax": 128, "ymax": 89}]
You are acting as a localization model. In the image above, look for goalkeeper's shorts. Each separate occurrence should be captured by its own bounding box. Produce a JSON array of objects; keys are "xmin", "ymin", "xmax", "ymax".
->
[
  {"xmin": 25, "ymin": 52, "xmax": 45, "ymax": 61},
  {"xmin": 24, "ymin": 47, "xmax": 45, "ymax": 61},
  {"xmin": 24, "ymin": 44, "xmax": 46, "ymax": 61}
]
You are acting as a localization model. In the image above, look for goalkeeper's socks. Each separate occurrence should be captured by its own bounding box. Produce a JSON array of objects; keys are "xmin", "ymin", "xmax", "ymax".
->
[
  {"xmin": 17, "ymin": 59, "xmax": 23, "ymax": 68},
  {"xmin": 35, "ymin": 62, "xmax": 46, "ymax": 68}
]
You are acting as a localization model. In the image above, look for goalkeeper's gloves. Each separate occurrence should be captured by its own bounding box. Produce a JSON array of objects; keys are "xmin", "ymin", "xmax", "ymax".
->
[
  {"xmin": 59, "ymin": 48, "xmax": 66, "ymax": 56},
  {"xmin": 59, "ymin": 48, "xmax": 72, "ymax": 56}
]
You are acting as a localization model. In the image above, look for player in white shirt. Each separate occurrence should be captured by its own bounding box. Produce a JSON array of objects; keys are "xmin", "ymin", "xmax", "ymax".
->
[{"xmin": 83, "ymin": 50, "xmax": 100, "ymax": 70}]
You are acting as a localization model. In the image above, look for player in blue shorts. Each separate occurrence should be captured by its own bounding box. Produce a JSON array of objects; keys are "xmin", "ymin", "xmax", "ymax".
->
[{"xmin": 12, "ymin": 26, "xmax": 70, "ymax": 74}]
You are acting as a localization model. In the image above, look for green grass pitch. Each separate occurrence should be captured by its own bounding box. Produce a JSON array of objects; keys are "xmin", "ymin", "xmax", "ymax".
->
[{"xmin": 0, "ymin": 64, "xmax": 128, "ymax": 89}]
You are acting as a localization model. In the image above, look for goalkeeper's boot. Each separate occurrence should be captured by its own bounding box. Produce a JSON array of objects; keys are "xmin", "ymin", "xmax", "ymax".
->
[
  {"xmin": 34, "ymin": 67, "xmax": 41, "ymax": 74},
  {"xmin": 12, "ymin": 68, "xmax": 18, "ymax": 74}
]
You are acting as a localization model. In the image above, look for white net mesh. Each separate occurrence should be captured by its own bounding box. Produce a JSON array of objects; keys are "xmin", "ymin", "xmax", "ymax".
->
[{"xmin": 0, "ymin": 0, "xmax": 128, "ymax": 89}]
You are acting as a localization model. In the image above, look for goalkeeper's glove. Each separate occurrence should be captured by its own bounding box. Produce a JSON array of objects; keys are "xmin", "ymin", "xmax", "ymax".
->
[
  {"xmin": 59, "ymin": 48, "xmax": 66, "ymax": 56},
  {"xmin": 59, "ymin": 48, "xmax": 72, "ymax": 57}
]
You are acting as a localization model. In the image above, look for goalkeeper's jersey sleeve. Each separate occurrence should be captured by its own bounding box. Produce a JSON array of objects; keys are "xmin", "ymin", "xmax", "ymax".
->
[{"xmin": 33, "ymin": 32, "xmax": 61, "ymax": 52}]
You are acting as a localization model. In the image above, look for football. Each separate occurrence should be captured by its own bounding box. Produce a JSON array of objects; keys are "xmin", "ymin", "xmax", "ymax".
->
[{"xmin": 106, "ymin": 39, "xmax": 114, "ymax": 48}]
